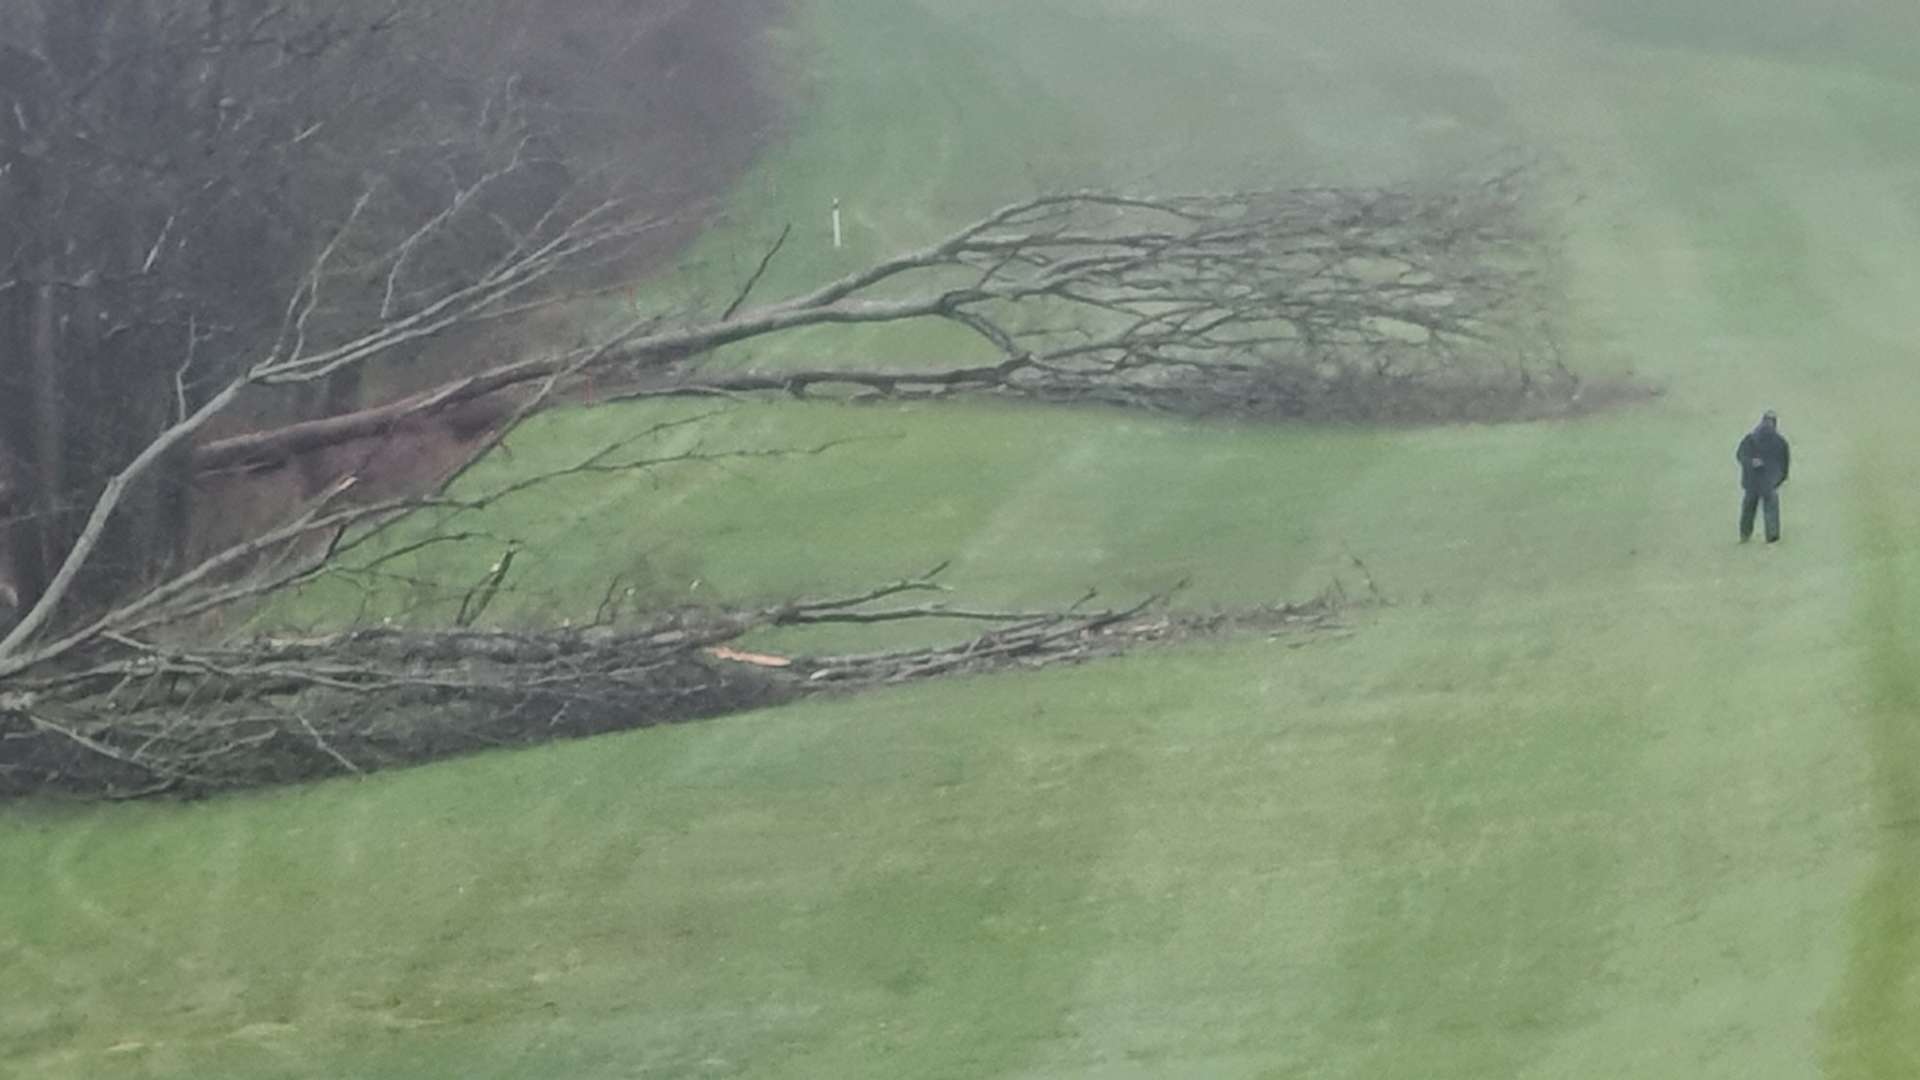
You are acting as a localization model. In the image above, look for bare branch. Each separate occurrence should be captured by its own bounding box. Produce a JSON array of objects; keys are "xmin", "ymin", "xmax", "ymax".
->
[
  {"xmin": 721, "ymin": 223, "xmax": 793, "ymax": 322},
  {"xmin": 5, "ymin": 173, "xmax": 1557, "ymax": 700},
  {"xmin": 1, "ymin": 574, "xmax": 1347, "ymax": 800}
]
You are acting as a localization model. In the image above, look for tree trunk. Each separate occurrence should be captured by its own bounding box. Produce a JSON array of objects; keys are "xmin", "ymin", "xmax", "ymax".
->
[{"xmin": 24, "ymin": 285, "xmax": 69, "ymax": 613}]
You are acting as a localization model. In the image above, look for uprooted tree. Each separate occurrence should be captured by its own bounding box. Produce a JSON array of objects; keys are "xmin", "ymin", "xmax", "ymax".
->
[{"xmin": 0, "ymin": 14, "xmax": 1579, "ymax": 800}]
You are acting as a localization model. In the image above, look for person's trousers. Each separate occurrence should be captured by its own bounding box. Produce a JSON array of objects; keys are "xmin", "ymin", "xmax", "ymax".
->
[{"xmin": 1740, "ymin": 488, "xmax": 1781, "ymax": 541}]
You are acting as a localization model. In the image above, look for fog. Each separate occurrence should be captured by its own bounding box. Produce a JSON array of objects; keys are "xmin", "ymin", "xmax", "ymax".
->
[{"xmin": 3, "ymin": 1, "xmax": 1918, "ymax": 1075}]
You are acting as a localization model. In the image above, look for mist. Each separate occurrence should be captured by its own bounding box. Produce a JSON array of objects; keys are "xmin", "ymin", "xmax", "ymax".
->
[{"xmin": 3, "ymin": 1, "xmax": 1917, "ymax": 1075}]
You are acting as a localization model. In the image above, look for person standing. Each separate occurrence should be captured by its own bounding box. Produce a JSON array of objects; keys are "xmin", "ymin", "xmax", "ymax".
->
[{"xmin": 1736, "ymin": 410, "xmax": 1790, "ymax": 543}]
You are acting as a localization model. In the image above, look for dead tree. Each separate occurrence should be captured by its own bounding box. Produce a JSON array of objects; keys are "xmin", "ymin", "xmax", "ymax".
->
[
  {"xmin": 0, "ymin": 169, "xmax": 1552, "ymax": 678},
  {"xmin": 0, "ymin": 566, "xmax": 1347, "ymax": 799},
  {"xmin": 0, "ymin": 159, "xmax": 1561, "ymax": 806},
  {"xmin": 197, "ymin": 175, "xmax": 1558, "ymax": 474}
]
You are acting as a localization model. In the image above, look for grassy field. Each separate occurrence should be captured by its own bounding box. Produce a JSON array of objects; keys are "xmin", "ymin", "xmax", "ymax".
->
[{"xmin": 7, "ymin": 0, "xmax": 1920, "ymax": 1076}]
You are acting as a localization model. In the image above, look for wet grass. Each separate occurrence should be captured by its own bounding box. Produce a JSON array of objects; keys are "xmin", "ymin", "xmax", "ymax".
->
[
  {"xmin": 7, "ymin": 0, "xmax": 1920, "ymax": 1076},
  {"xmin": 1824, "ymin": 460, "xmax": 1920, "ymax": 1078}
]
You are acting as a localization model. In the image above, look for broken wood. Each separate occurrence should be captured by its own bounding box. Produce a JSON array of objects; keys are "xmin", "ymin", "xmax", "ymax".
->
[{"xmin": 0, "ymin": 575, "xmax": 1347, "ymax": 801}]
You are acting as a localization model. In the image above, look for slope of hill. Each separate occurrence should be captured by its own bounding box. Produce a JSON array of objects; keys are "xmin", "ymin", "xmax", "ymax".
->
[{"xmin": 5, "ymin": 0, "xmax": 1920, "ymax": 1076}]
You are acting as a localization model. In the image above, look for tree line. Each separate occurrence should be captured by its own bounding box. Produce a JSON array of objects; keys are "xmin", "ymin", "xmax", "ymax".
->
[{"xmin": 0, "ymin": 0, "xmax": 776, "ymax": 625}]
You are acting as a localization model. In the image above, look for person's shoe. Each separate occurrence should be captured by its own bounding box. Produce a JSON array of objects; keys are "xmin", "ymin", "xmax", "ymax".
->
[
  {"xmin": 1739, "ymin": 535, "xmax": 1752, "ymax": 543},
  {"xmin": 1767, "ymin": 536, "xmax": 1780, "ymax": 544}
]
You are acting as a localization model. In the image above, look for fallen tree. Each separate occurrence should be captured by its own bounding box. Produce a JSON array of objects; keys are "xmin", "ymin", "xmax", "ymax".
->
[
  {"xmin": 0, "ymin": 571, "xmax": 1348, "ymax": 800},
  {"xmin": 1, "ymin": 170, "xmax": 1566, "ymax": 801},
  {"xmin": 8, "ymin": 173, "xmax": 1555, "ymax": 668},
  {"xmin": 193, "ymin": 172, "xmax": 1564, "ymax": 474}
]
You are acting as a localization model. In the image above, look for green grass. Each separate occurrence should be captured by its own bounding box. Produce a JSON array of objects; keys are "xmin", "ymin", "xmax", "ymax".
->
[
  {"xmin": 263, "ymin": 400, "xmax": 1391, "ymax": 639},
  {"xmin": 9, "ymin": 0, "xmax": 1920, "ymax": 1075}
]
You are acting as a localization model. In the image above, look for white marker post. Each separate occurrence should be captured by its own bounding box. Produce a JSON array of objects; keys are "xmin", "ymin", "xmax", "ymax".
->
[{"xmin": 831, "ymin": 197, "xmax": 843, "ymax": 250}]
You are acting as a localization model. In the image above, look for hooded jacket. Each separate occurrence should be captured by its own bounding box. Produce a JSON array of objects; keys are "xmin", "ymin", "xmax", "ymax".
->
[{"xmin": 1736, "ymin": 424, "xmax": 1790, "ymax": 492}]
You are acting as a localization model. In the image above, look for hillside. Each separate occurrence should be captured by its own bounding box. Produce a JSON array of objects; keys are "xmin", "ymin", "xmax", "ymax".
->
[{"xmin": 4, "ymin": 0, "xmax": 1919, "ymax": 1076}]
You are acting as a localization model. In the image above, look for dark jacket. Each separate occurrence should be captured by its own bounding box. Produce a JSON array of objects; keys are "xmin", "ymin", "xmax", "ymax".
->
[{"xmin": 1737, "ymin": 428, "xmax": 1790, "ymax": 492}]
